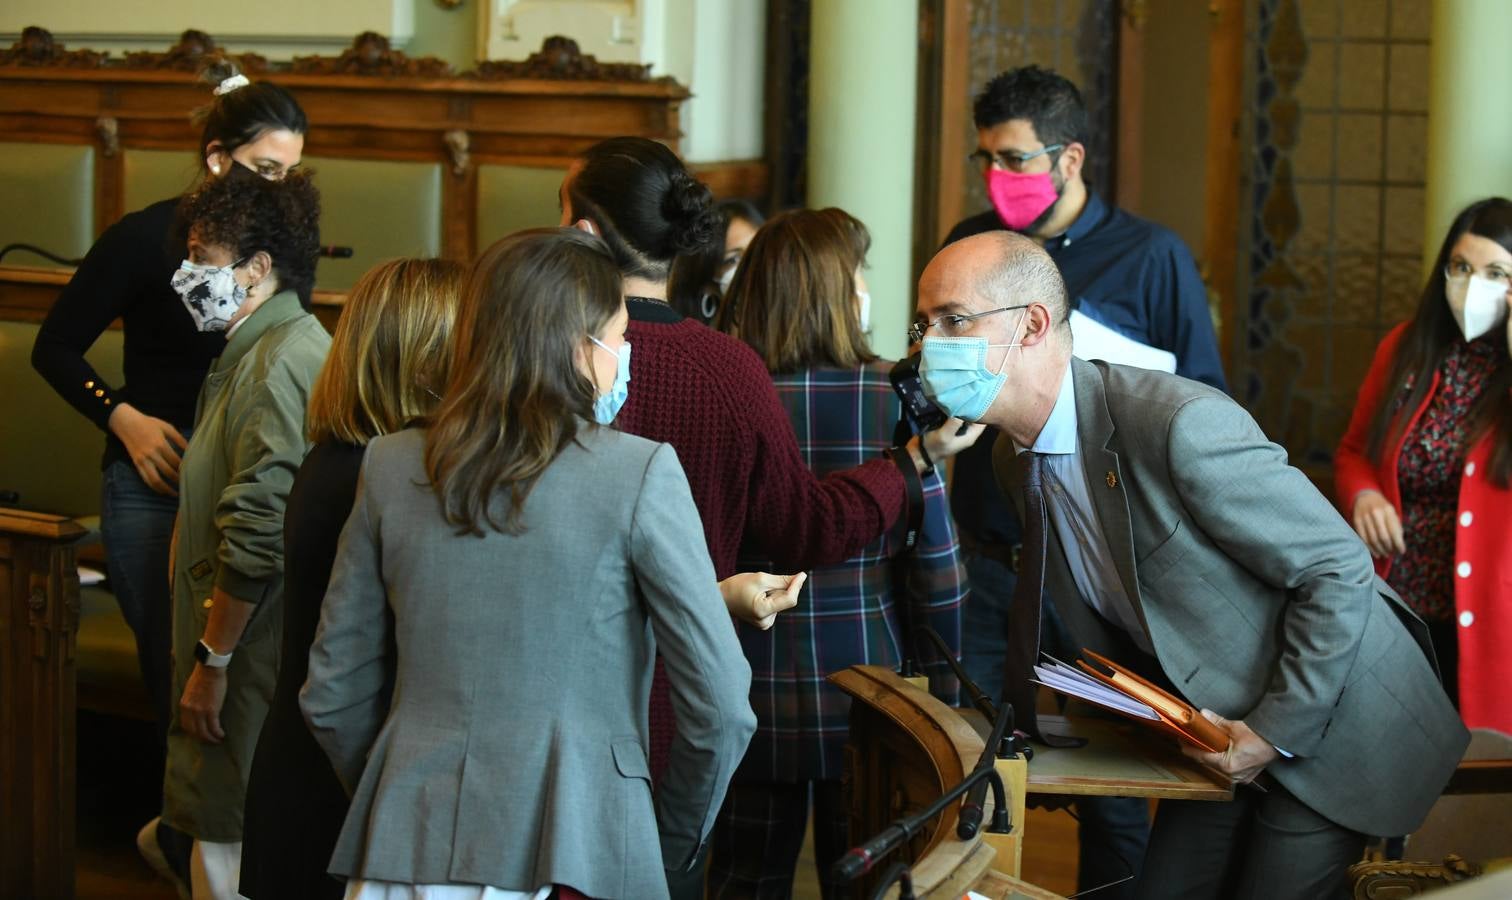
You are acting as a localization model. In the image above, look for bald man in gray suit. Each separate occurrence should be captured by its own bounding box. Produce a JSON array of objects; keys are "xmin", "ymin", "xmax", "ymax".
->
[{"xmin": 913, "ymin": 232, "xmax": 1467, "ymax": 899}]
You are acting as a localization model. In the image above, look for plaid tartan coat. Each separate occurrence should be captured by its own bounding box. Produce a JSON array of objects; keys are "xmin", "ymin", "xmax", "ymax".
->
[{"xmin": 733, "ymin": 361, "xmax": 966, "ymax": 783}]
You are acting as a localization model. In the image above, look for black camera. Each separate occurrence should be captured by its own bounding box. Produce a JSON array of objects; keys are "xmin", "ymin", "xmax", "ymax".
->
[{"xmin": 889, "ymin": 352, "xmax": 948, "ymax": 432}]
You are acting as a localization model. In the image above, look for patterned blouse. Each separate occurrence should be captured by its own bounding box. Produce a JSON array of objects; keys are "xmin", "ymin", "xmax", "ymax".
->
[{"xmin": 1391, "ymin": 335, "xmax": 1501, "ymax": 621}]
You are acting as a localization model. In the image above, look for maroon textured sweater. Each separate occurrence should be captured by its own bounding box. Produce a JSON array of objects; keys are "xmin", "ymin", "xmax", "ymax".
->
[{"xmin": 618, "ymin": 298, "xmax": 906, "ymax": 775}]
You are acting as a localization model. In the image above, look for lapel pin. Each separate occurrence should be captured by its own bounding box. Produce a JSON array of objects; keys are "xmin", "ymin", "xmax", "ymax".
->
[{"xmin": 1105, "ymin": 471, "xmax": 1118, "ymax": 488}]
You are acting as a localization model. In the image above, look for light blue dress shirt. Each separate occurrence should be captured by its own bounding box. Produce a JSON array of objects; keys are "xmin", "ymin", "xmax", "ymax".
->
[{"xmin": 1014, "ymin": 365, "xmax": 1154, "ymax": 654}]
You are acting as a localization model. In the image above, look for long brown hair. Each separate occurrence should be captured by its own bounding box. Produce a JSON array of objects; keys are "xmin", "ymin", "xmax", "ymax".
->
[
  {"xmin": 424, "ymin": 229, "xmax": 623, "ymax": 536},
  {"xmin": 716, "ymin": 207, "xmax": 877, "ymax": 374},
  {"xmin": 307, "ymin": 258, "xmax": 463, "ymax": 445},
  {"xmin": 1364, "ymin": 197, "xmax": 1512, "ymax": 487}
]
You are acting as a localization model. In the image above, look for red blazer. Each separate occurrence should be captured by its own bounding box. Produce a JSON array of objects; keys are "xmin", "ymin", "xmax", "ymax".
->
[{"xmin": 1335, "ymin": 322, "xmax": 1511, "ymax": 735}]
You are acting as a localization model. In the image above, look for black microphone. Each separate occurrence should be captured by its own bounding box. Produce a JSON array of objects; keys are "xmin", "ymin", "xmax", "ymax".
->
[
  {"xmin": 957, "ymin": 700, "xmax": 1016, "ymax": 840},
  {"xmin": 318, "ymin": 245, "xmax": 354, "ymax": 258},
  {"xmin": 831, "ymin": 763, "xmax": 1011, "ymax": 884},
  {"xmin": 832, "ymin": 822, "xmax": 910, "ymax": 884},
  {"xmin": 0, "ymin": 242, "xmax": 83, "ymax": 266},
  {"xmin": 919, "ymin": 625, "xmax": 997, "ymax": 722}
]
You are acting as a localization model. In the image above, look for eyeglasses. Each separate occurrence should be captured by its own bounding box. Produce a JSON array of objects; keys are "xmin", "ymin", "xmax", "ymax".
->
[
  {"xmin": 908, "ymin": 304, "xmax": 1029, "ymax": 344},
  {"xmin": 1445, "ymin": 258, "xmax": 1512, "ymax": 285},
  {"xmin": 968, "ymin": 145, "xmax": 1065, "ymax": 175}
]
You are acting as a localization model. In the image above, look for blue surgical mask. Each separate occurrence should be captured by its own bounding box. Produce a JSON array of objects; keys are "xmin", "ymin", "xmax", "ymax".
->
[
  {"xmin": 917, "ymin": 309, "xmax": 1027, "ymax": 421},
  {"xmin": 589, "ymin": 336, "xmax": 632, "ymax": 424}
]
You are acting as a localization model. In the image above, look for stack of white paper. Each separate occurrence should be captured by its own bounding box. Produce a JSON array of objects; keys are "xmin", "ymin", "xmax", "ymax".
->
[{"xmin": 1032, "ymin": 655, "xmax": 1159, "ymax": 722}]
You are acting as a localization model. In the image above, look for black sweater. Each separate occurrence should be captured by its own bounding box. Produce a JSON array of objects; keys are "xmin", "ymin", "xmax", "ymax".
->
[{"xmin": 31, "ymin": 199, "xmax": 226, "ymax": 469}]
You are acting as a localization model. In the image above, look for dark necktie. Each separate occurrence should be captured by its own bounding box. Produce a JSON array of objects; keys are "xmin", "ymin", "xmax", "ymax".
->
[{"xmin": 1000, "ymin": 451, "xmax": 1080, "ymax": 747}]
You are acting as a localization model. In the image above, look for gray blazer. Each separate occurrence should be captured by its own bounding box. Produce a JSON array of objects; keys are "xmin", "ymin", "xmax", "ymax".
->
[
  {"xmin": 301, "ymin": 426, "xmax": 756, "ymax": 898},
  {"xmin": 993, "ymin": 357, "xmax": 1468, "ymax": 837}
]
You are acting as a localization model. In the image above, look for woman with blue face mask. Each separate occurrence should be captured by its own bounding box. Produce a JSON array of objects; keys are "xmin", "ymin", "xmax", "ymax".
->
[
  {"xmin": 1335, "ymin": 197, "xmax": 1512, "ymax": 736},
  {"xmin": 299, "ymin": 228, "xmax": 794, "ymax": 900},
  {"xmin": 712, "ymin": 207, "xmax": 968, "ymax": 896},
  {"xmin": 28, "ymin": 56, "xmax": 307, "ymax": 894}
]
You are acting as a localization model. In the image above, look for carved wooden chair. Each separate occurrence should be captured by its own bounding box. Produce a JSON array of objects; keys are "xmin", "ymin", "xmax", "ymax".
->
[{"xmin": 1349, "ymin": 729, "xmax": 1512, "ymax": 898}]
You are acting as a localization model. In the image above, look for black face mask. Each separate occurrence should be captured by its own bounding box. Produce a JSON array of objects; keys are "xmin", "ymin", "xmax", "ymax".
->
[{"xmin": 219, "ymin": 159, "xmax": 268, "ymax": 184}]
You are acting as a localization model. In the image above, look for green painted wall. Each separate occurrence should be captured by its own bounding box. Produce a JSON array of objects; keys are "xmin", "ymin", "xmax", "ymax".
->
[
  {"xmin": 807, "ymin": 0, "xmax": 919, "ymax": 360},
  {"xmin": 1424, "ymin": 0, "xmax": 1512, "ymax": 276},
  {"xmin": 407, "ymin": 0, "xmax": 479, "ymax": 70}
]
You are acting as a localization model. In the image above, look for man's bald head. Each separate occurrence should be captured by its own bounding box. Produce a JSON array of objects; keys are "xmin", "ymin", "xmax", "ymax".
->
[{"xmin": 921, "ymin": 232, "xmax": 1071, "ymax": 338}]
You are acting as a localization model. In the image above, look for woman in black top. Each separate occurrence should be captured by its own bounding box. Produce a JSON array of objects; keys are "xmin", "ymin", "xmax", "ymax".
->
[
  {"xmin": 238, "ymin": 258, "xmax": 464, "ymax": 900},
  {"xmin": 28, "ymin": 57, "xmax": 306, "ymax": 890}
]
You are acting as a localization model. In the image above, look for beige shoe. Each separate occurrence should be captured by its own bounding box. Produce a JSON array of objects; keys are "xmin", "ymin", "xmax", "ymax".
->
[{"xmin": 135, "ymin": 816, "xmax": 191, "ymax": 900}]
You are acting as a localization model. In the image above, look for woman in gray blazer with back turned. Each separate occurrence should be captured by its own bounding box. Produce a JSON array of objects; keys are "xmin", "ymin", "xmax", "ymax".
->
[{"xmin": 301, "ymin": 228, "xmax": 760, "ymax": 900}]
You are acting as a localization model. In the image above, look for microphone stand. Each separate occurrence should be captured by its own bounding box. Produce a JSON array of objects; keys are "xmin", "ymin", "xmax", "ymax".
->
[
  {"xmin": 869, "ymin": 862, "xmax": 915, "ymax": 900},
  {"xmin": 957, "ymin": 690, "xmax": 1021, "ymax": 839},
  {"xmin": 830, "ymin": 762, "xmax": 1011, "ymax": 886}
]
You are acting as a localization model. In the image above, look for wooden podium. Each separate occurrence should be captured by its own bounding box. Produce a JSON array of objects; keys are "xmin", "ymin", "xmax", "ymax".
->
[
  {"xmin": 831, "ymin": 665, "xmax": 1234, "ymax": 899},
  {"xmin": 0, "ymin": 509, "xmax": 86, "ymax": 900},
  {"xmin": 831, "ymin": 665, "xmax": 1058, "ymax": 899}
]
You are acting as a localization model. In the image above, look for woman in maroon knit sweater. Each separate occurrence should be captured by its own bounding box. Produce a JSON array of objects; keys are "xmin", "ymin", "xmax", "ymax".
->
[{"xmin": 559, "ymin": 137, "xmax": 981, "ymax": 896}]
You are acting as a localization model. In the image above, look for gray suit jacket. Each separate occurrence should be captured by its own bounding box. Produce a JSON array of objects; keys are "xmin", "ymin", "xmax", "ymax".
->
[
  {"xmin": 993, "ymin": 357, "xmax": 1468, "ymax": 837},
  {"xmin": 301, "ymin": 426, "xmax": 756, "ymax": 898}
]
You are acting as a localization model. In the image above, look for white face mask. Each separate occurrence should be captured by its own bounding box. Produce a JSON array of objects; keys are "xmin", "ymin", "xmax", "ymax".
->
[
  {"xmin": 171, "ymin": 259, "xmax": 248, "ymax": 333},
  {"xmin": 1446, "ymin": 274, "xmax": 1509, "ymax": 341},
  {"xmin": 717, "ymin": 266, "xmax": 736, "ymax": 294},
  {"xmin": 856, "ymin": 289, "xmax": 872, "ymax": 334}
]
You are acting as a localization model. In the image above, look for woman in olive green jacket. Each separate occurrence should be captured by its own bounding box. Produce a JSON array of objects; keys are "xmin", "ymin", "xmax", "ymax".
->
[{"xmin": 162, "ymin": 169, "xmax": 327, "ymax": 899}]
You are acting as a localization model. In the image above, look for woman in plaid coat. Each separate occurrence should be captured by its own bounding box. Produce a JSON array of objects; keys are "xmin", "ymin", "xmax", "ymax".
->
[{"xmin": 712, "ymin": 208, "xmax": 967, "ymax": 897}]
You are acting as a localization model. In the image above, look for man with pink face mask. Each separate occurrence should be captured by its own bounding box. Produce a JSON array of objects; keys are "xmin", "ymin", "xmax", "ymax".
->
[{"xmin": 943, "ymin": 65, "xmax": 1225, "ymax": 900}]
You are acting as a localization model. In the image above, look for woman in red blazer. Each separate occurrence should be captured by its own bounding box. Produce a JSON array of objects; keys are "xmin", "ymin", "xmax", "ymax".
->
[{"xmin": 1335, "ymin": 197, "xmax": 1512, "ymax": 736}]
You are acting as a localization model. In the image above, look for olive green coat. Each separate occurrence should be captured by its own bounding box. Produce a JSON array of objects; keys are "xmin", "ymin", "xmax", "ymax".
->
[{"xmin": 164, "ymin": 291, "xmax": 329, "ymax": 841}]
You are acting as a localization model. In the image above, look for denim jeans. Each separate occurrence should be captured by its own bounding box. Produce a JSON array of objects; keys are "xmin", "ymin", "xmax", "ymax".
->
[
  {"xmin": 959, "ymin": 550, "xmax": 1151, "ymax": 899},
  {"xmin": 99, "ymin": 458, "xmax": 180, "ymax": 745}
]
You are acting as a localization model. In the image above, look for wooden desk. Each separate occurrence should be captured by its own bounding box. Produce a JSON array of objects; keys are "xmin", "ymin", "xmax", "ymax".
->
[{"xmin": 959, "ymin": 709, "xmax": 1234, "ymax": 801}]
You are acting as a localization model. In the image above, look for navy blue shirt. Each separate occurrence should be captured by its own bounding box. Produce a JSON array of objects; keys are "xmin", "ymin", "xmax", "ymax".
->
[{"xmin": 944, "ymin": 193, "xmax": 1228, "ymax": 544}]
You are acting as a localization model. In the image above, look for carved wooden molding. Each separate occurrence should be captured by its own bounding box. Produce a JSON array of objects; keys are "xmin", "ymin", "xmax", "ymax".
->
[
  {"xmin": 0, "ymin": 25, "xmax": 106, "ymax": 68},
  {"xmin": 291, "ymin": 31, "xmax": 453, "ymax": 78},
  {"xmin": 0, "ymin": 28, "xmax": 681, "ymax": 88},
  {"xmin": 120, "ymin": 29, "xmax": 270, "ymax": 74},
  {"xmin": 93, "ymin": 116, "xmax": 118, "ymax": 157},
  {"xmin": 474, "ymin": 35, "xmax": 668, "ymax": 83},
  {"xmin": 443, "ymin": 129, "xmax": 471, "ymax": 176}
]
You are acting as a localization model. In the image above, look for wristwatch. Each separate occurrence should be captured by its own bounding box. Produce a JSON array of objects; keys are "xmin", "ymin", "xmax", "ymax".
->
[{"xmin": 194, "ymin": 639, "xmax": 232, "ymax": 669}]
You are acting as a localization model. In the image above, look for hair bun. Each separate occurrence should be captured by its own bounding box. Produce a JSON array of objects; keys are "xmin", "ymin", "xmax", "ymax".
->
[
  {"xmin": 662, "ymin": 171, "xmax": 719, "ymax": 255},
  {"xmin": 198, "ymin": 56, "xmax": 244, "ymax": 92}
]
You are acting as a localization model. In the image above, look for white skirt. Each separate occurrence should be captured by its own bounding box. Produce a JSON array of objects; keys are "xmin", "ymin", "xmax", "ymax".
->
[{"xmin": 344, "ymin": 881, "xmax": 554, "ymax": 900}]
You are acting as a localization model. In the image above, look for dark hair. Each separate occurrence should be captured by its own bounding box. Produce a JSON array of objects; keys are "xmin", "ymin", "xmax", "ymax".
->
[
  {"xmin": 718, "ymin": 198, "xmax": 767, "ymax": 232},
  {"xmin": 1365, "ymin": 198, "xmax": 1512, "ymax": 487},
  {"xmin": 177, "ymin": 169, "xmax": 322, "ymax": 307},
  {"xmin": 194, "ymin": 58, "xmax": 308, "ymax": 167},
  {"xmin": 717, "ymin": 208, "xmax": 876, "ymax": 373},
  {"xmin": 425, "ymin": 228, "xmax": 623, "ymax": 537},
  {"xmin": 567, "ymin": 137, "xmax": 722, "ymax": 308},
  {"xmin": 669, "ymin": 198, "xmax": 771, "ymax": 324},
  {"xmin": 973, "ymin": 65, "xmax": 1088, "ymax": 149}
]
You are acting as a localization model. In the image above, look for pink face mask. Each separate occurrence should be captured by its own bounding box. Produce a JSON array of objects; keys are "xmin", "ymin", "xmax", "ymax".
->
[{"xmin": 987, "ymin": 168, "xmax": 1059, "ymax": 232}]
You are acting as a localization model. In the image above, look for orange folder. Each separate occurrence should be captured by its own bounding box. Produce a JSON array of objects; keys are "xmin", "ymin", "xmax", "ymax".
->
[{"xmin": 1074, "ymin": 648, "xmax": 1230, "ymax": 754}]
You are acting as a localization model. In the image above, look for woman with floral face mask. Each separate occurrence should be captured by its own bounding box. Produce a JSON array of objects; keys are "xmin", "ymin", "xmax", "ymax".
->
[
  {"xmin": 1335, "ymin": 197, "xmax": 1512, "ymax": 736},
  {"xmin": 28, "ymin": 56, "xmax": 306, "ymax": 892},
  {"xmin": 164, "ymin": 168, "xmax": 326, "ymax": 900}
]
